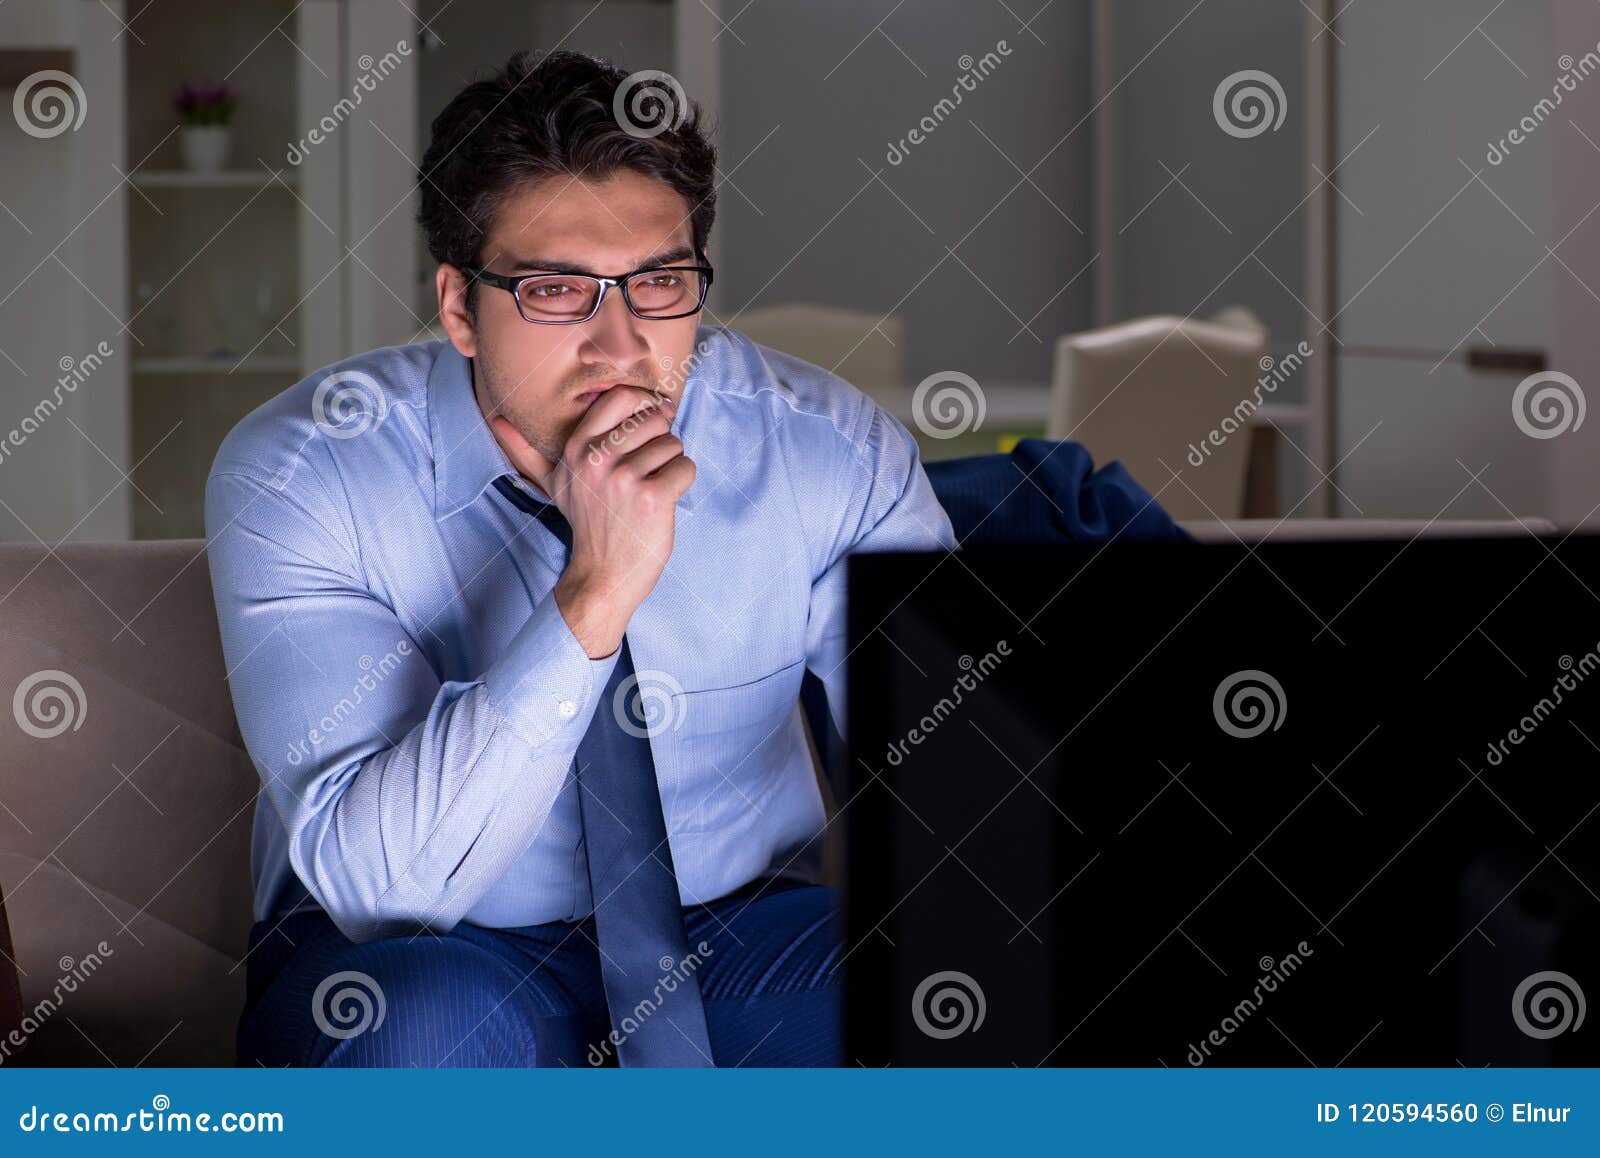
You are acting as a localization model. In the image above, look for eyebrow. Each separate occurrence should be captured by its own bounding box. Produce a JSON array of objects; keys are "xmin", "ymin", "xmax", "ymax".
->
[{"xmin": 505, "ymin": 245, "xmax": 698, "ymax": 276}]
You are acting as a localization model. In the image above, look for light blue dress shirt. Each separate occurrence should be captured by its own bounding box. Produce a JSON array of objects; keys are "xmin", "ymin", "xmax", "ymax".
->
[{"xmin": 204, "ymin": 325, "xmax": 956, "ymax": 943}]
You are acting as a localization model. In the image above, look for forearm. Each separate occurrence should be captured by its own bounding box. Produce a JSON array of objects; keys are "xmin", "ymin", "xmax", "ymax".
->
[{"xmin": 270, "ymin": 596, "xmax": 618, "ymax": 941}]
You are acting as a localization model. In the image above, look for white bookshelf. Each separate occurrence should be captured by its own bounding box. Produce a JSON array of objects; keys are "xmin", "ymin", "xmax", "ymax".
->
[{"xmin": 120, "ymin": 0, "xmax": 417, "ymax": 537}]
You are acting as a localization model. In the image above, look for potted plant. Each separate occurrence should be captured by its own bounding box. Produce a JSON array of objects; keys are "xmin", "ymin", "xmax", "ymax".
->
[{"xmin": 174, "ymin": 82, "xmax": 236, "ymax": 173}]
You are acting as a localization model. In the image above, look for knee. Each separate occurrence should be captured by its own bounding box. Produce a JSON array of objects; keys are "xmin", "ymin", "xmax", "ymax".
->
[
  {"xmin": 247, "ymin": 934, "xmax": 540, "ymax": 1067},
  {"xmin": 698, "ymin": 884, "xmax": 843, "ymax": 1001}
]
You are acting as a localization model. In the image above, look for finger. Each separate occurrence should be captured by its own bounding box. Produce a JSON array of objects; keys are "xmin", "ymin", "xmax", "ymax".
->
[
  {"xmin": 582, "ymin": 407, "xmax": 668, "ymax": 470},
  {"xmin": 572, "ymin": 385, "xmax": 674, "ymax": 445},
  {"xmin": 488, "ymin": 413, "xmax": 555, "ymax": 479},
  {"xmin": 488, "ymin": 411, "xmax": 530, "ymax": 451},
  {"xmin": 645, "ymin": 452, "xmax": 696, "ymax": 501},
  {"xmin": 619, "ymin": 432, "xmax": 684, "ymax": 478},
  {"xmin": 586, "ymin": 407, "xmax": 675, "ymax": 465}
]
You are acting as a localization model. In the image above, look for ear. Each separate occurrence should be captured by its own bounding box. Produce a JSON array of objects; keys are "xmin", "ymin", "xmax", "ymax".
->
[{"xmin": 435, "ymin": 264, "xmax": 477, "ymax": 358}]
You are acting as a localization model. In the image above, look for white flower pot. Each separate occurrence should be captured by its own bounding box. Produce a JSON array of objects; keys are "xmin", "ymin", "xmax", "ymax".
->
[{"xmin": 180, "ymin": 125, "xmax": 230, "ymax": 173}]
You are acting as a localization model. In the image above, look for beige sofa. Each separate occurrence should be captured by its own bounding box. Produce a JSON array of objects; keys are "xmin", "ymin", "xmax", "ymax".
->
[
  {"xmin": 0, "ymin": 518, "xmax": 1557, "ymax": 1064},
  {"xmin": 1, "ymin": 539, "xmax": 253, "ymax": 1066}
]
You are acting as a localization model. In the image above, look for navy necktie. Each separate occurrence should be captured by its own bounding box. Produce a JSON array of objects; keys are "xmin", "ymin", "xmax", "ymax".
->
[{"xmin": 492, "ymin": 474, "xmax": 713, "ymax": 1066}]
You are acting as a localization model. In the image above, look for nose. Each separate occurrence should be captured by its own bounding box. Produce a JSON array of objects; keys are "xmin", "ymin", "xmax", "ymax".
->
[{"xmin": 581, "ymin": 280, "xmax": 651, "ymax": 369}]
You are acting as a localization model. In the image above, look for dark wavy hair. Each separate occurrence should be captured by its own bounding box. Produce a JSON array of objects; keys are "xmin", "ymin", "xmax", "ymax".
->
[{"xmin": 416, "ymin": 49, "xmax": 718, "ymax": 314}]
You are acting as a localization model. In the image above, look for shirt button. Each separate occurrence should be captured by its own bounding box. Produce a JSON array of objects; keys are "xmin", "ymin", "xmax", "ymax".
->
[{"xmin": 557, "ymin": 698, "xmax": 577, "ymax": 718}]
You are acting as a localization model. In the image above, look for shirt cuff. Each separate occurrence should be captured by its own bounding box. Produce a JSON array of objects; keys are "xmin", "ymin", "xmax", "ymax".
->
[{"xmin": 481, "ymin": 593, "xmax": 622, "ymax": 745}]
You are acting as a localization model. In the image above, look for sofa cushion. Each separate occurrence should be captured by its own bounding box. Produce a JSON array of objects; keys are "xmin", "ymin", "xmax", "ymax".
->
[
  {"xmin": 0, "ymin": 540, "xmax": 255, "ymax": 959},
  {"xmin": 0, "ymin": 540, "xmax": 256, "ymax": 1065},
  {"xmin": 0, "ymin": 852, "xmax": 243, "ymax": 1066}
]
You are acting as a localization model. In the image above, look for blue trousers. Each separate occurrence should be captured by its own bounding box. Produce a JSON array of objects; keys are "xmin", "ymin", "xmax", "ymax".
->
[{"xmin": 236, "ymin": 877, "xmax": 842, "ymax": 1067}]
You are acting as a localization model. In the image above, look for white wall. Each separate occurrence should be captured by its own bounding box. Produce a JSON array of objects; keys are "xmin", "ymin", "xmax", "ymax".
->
[
  {"xmin": 710, "ymin": 0, "xmax": 1094, "ymax": 385},
  {"xmin": 1109, "ymin": 0, "xmax": 1309, "ymax": 360}
]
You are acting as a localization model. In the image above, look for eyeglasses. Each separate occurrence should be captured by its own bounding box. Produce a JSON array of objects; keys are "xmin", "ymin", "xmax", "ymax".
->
[{"xmin": 464, "ymin": 260, "xmax": 714, "ymax": 324}]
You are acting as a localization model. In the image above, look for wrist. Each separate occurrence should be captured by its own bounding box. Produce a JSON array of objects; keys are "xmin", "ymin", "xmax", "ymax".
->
[{"xmin": 552, "ymin": 567, "xmax": 628, "ymax": 659}]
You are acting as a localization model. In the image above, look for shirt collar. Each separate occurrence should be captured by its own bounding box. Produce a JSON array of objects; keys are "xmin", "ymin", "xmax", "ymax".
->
[
  {"xmin": 428, "ymin": 340, "xmax": 518, "ymax": 522},
  {"xmin": 427, "ymin": 338, "xmax": 701, "ymax": 522}
]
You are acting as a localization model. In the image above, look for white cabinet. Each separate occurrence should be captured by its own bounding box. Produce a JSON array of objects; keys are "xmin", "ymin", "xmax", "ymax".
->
[
  {"xmin": 0, "ymin": 0, "xmax": 425, "ymax": 539},
  {"xmin": 1336, "ymin": 356, "xmax": 1551, "ymax": 519},
  {"xmin": 1332, "ymin": 0, "xmax": 1556, "ymax": 519}
]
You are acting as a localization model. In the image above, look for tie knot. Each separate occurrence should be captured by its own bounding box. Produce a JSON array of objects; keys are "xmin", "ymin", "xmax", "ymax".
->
[{"xmin": 492, "ymin": 475, "xmax": 573, "ymax": 552}]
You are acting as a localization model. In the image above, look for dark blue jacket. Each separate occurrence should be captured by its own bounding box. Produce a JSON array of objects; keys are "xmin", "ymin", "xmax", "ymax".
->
[{"xmin": 924, "ymin": 438, "xmax": 1190, "ymax": 547}]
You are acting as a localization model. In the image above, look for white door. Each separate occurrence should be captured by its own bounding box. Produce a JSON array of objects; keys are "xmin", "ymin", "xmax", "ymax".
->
[{"xmin": 1334, "ymin": 0, "xmax": 1554, "ymax": 519}]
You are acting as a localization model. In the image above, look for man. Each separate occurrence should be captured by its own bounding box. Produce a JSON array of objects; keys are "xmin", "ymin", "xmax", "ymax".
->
[{"xmin": 205, "ymin": 49, "xmax": 955, "ymax": 1067}]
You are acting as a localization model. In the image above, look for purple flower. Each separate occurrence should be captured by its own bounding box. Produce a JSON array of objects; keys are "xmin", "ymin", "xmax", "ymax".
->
[{"xmin": 173, "ymin": 80, "xmax": 236, "ymax": 125}]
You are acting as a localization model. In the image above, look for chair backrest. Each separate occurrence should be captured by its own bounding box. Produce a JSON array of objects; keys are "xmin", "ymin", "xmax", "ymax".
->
[
  {"xmin": 731, "ymin": 303, "xmax": 905, "ymax": 399},
  {"xmin": 0, "ymin": 540, "xmax": 255, "ymax": 959},
  {"xmin": 1048, "ymin": 315, "xmax": 1266, "ymax": 520}
]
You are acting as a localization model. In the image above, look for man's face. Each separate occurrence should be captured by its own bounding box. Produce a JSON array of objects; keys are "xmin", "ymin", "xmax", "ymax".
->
[{"xmin": 440, "ymin": 169, "xmax": 702, "ymax": 470}]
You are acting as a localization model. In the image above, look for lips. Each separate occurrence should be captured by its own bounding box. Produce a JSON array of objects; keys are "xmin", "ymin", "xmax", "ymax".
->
[
  {"xmin": 573, "ymin": 384, "xmax": 616, "ymax": 407},
  {"xmin": 574, "ymin": 382, "xmax": 650, "ymax": 407}
]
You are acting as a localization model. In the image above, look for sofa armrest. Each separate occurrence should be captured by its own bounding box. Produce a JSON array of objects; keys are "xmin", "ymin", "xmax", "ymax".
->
[{"xmin": 0, "ymin": 881, "xmax": 22, "ymax": 1055}]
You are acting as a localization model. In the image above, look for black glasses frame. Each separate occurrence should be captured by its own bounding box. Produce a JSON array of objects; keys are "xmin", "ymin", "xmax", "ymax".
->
[{"xmin": 464, "ymin": 260, "xmax": 714, "ymax": 324}]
